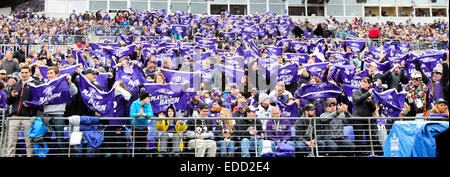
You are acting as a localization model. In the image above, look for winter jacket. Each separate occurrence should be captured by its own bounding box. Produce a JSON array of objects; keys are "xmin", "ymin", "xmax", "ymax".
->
[
  {"xmin": 266, "ymin": 119, "xmax": 292, "ymax": 142},
  {"xmin": 235, "ymin": 118, "xmax": 264, "ymax": 140},
  {"xmin": 318, "ymin": 111, "xmax": 352, "ymax": 140},
  {"xmin": 129, "ymin": 98, "xmax": 154, "ymax": 129},
  {"xmin": 6, "ymin": 77, "xmax": 42, "ymax": 117},
  {"xmin": 352, "ymin": 88, "xmax": 376, "ymax": 117}
]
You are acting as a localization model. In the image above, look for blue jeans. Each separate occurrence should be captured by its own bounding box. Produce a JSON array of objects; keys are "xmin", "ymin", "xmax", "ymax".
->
[
  {"xmin": 49, "ymin": 115, "xmax": 67, "ymax": 156},
  {"xmin": 72, "ymin": 137, "xmax": 96, "ymax": 157},
  {"xmin": 296, "ymin": 140, "xmax": 326, "ymax": 155},
  {"xmin": 240, "ymin": 138, "xmax": 263, "ymax": 157},
  {"xmin": 217, "ymin": 140, "xmax": 236, "ymax": 153}
]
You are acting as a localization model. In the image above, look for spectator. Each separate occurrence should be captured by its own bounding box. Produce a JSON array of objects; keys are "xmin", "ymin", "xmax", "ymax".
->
[
  {"xmin": 232, "ymin": 102, "xmax": 247, "ymax": 118},
  {"xmin": 43, "ymin": 66, "xmax": 78, "ymax": 156},
  {"xmin": 13, "ymin": 47, "xmax": 26, "ymax": 64},
  {"xmin": 352, "ymin": 77, "xmax": 376, "ymax": 155},
  {"xmin": 129, "ymin": 91, "xmax": 154, "ymax": 156},
  {"xmin": 102, "ymin": 80, "xmax": 132, "ymax": 157},
  {"xmin": 0, "ymin": 51, "xmax": 20, "ymax": 75},
  {"xmin": 319, "ymin": 100, "xmax": 356, "ymax": 156},
  {"xmin": 266, "ymin": 106, "xmax": 296, "ymax": 156},
  {"xmin": 381, "ymin": 62, "xmax": 408, "ymax": 92},
  {"xmin": 369, "ymin": 25, "xmax": 380, "ymax": 39},
  {"xmin": 185, "ymin": 91, "xmax": 202, "ymax": 117},
  {"xmin": 295, "ymin": 103, "xmax": 326, "ymax": 157},
  {"xmin": 216, "ymin": 108, "xmax": 237, "ymax": 157},
  {"xmin": 404, "ymin": 71, "xmax": 429, "ymax": 115},
  {"xmin": 156, "ymin": 105, "xmax": 186, "ymax": 157},
  {"xmin": 256, "ymin": 93, "xmax": 273, "ymax": 131},
  {"xmin": 0, "ymin": 70, "xmax": 7, "ymax": 83},
  {"xmin": 185, "ymin": 102, "xmax": 217, "ymax": 157},
  {"xmin": 5, "ymin": 66, "xmax": 42, "ymax": 157},
  {"xmin": 427, "ymin": 99, "xmax": 448, "ymax": 117},
  {"xmin": 236, "ymin": 105, "xmax": 264, "ymax": 157}
]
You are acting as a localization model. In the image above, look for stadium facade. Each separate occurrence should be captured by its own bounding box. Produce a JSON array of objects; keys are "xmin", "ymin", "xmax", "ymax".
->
[{"xmin": 42, "ymin": 0, "xmax": 448, "ymax": 23}]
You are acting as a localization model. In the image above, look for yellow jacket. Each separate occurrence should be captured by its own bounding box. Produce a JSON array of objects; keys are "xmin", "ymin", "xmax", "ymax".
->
[{"xmin": 156, "ymin": 120, "xmax": 187, "ymax": 152}]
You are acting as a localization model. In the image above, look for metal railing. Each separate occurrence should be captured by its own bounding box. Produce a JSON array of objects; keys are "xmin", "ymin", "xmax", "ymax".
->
[
  {"xmin": 0, "ymin": 35, "xmax": 87, "ymax": 45},
  {"xmin": 0, "ymin": 109, "xmax": 6, "ymax": 157},
  {"xmin": 87, "ymin": 25, "xmax": 144, "ymax": 36},
  {"xmin": 0, "ymin": 44, "xmax": 77, "ymax": 59},
  {"xmin": 0, "ymin": 116, "xmax": 447, "ymax": 157}
]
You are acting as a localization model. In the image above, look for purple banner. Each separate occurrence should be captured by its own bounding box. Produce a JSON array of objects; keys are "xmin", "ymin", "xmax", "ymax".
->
[
  {"xmin": 373, "ymin": 89, "xmax": 407, "ymax": 117},
  {"xmin": 299, "ymin": 82, "xmax": 342, "ymax": 100},
  {"xmin": 78, "ymin": 74, "xmax": 115, "ymax": 117},
  {"xmin": 159, "ymin": 68, "xmax": 201, "ymax": 92},
  {"xmin": 142, "ymin": 83, "xmax": 189, "ymax": 114},
  {"xmin": 24, "ymin": 74, "xmax": 72, "ymax": 107}
]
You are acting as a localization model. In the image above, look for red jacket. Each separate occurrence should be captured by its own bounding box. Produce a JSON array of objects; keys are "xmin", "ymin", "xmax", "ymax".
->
[{"xmin": 369, "ymin": 27, "xmax": 380, "ymax": 38}]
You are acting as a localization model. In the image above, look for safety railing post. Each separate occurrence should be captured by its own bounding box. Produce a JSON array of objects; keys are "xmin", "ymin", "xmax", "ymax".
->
[
  {"xmin": 368, "ymin": 118, "xmax": 375, "ymax": 156},
  {"xmin": 254, "ymin": 117, "xmax": 257, "ymax": 157},
  {"xmin": 313, "ymin": 118, "xmax": 319, "ymax": 157},
  {"xmin": 132, "ymin": 118, "xmax": 136, "ymax": 157},
  {"xmin": 0, "ymin": 109, "xmax": 6, "ymax": 157}
]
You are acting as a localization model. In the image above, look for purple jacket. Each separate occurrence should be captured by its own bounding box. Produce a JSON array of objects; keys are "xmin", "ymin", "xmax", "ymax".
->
[{"xmin": 266, "ymin": 119, "xmax": 292, "ymax": 142}]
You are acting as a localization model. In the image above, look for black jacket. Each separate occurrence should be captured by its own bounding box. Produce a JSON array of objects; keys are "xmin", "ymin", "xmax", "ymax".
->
[
  {"xmin": 352, "ymin": 88, "xmax": 376, "ymax": 117},
  {"xmin": 6, "ymin": 78, "xmax": 42, "ymax": 117},
  {"xmin": 235, "ymin": 119, "xmax": 263, "ymax": 140}
]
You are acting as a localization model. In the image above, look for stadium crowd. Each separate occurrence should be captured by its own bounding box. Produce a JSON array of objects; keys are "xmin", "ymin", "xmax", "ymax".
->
[{"xmin": 0, "ymin": 8, "xmax": 448, "ymax": 157}]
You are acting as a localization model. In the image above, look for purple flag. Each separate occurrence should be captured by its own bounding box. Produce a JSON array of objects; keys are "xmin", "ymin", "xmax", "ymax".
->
[
  {"xmin": 78, "ymin": 74, "xmax": 116, "ymax": 117},
  {"xmin": 24, "ymin": 74, "xmax": 72, "ymax": 107},
  {"xmin": 395, "ymin": 43, "xmax": 411, "ymax": 54},
  {"xmin": 171, "ymin": 25, "xmax": 188, "ymax": 36},
  {"xmin": 96, "ymin": 73, "xmax": 110, "ymax": 92},
  {"xmin": 72, "ymin": 50, "xmax": 89, "ymax": 69},
  {"xmin": 118, "ymin": 33, "xmax": 134, "ymax": 45},
  {"xmin": 289, "ymin": 42, "xmax": 308, "ymax": 53},
  {"xmin": 215, "ymin": 65, "xmax": 246, "ymax": 86},
  {"xmin": 159, "ymin": 68, "xmax": 201, "ymax": 92},
  {"xmin": 351, "ymin": 69, "xmax": 369, "ymax": 88},
  {"xmin": 373, "ymin": 89, "xmax": 407, "ymax": 117},
  {"xmin": 285, "ymin": 53, "xmax": 309, "ymax": 64},
  {"xmin": 104, "ymin": 44, "xmax": 135, "ymax": 59},
  {"xmin": 142, "ymin": 83, "xmax": 189, "ymax": 114},
  {"xmin": 277, "ymin": 99, "xmax": 299, "ymax": 124},
  {"xmin": 342, "ymin": 84, "xmax": 359, "ymax": 105},
  {"xmin": 224, "ymin": 56, "xmax": 246, "ymax": 69},
  {"xmin": 116, "ymin": 63, "xmax": 147, "ymax": 95},
  {"xmin": 299, "ymin": 82, "xmax": 342, "ymax": 100},
  {"xmin": 265, "ymin": 46, "xmax": 282, "ymax": 56},
  {"xmin": 304, "ymin": 62, "xmax": 329, "ymax": 78},
  {"xmin": 416, "ymin": 54, "xmax": 443, "ymax": 79},
  {"xmin": 277, "ymin": 64, "xmax": 299, "ymax": 85},
  {"xmin": 345, "ymin": 40, "xmax": 366, "ymax": 53},
  {"xmin": 220, "ymin": 32, "xmax": 237, "ymax": 40}
]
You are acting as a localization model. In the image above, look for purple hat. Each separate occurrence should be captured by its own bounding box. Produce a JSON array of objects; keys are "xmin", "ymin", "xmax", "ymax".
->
[
  {"xmin": 212, "ymin": 91, "xmax": 222, "ymax": 97},
  {"xmin": 237, "ymin": 102, "xmax": 246, "ymax": 109}
]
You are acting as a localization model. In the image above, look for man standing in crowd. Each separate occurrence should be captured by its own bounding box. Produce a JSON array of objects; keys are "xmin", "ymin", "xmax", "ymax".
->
[
  {"xmin": 1, "ymin": 51, "xmax": 20, "ymax": 75},
  {"xmin": 5, "ymin": 66, "xmax": 42, "ymax": 157},
  {"xmin": 369, "ymin": 25, "xmax": 380, "ymax": 39}
]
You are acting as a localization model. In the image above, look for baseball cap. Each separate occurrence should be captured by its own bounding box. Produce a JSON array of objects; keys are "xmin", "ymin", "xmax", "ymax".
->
[
  {"xmin": 212, "ymin": 91, "xmax": 222, "ymax": 97},
  {"xmin": 435, "ymin": 98, "xmax": 447, "ymax": 105},
  {"xmin": 304, "ymin": 104, "xmax": 316, "ymax": 111},
  {"xmin": 326, "ymin": 100, "xmax": 337, "ymax": 107},
  {"xmin": 198, "ymin": 102, "xmax": 210, "ymax": 110},
  {"xmin": 412, "ymin": 71, "xmax": 422, "ymax": 78},
  {"xmin": 237, "ymin": 102, "xmax": 246, "ymax": 109},
  {"xmin": 84, "ymin": 68, "xmax": 99, "ymax": 75},
  {"xmin": 433, "ymin": 67, "xmax": 443, "ymax": 74},
  {"xmin": 0, "ymin": 70, "xmax": 6, "ymax": 74}
]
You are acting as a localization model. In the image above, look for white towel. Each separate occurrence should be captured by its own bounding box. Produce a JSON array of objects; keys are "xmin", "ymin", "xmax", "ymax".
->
[{"xmin": 68, "ymin": 116, "xmax": 82, "ymax": 145}]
